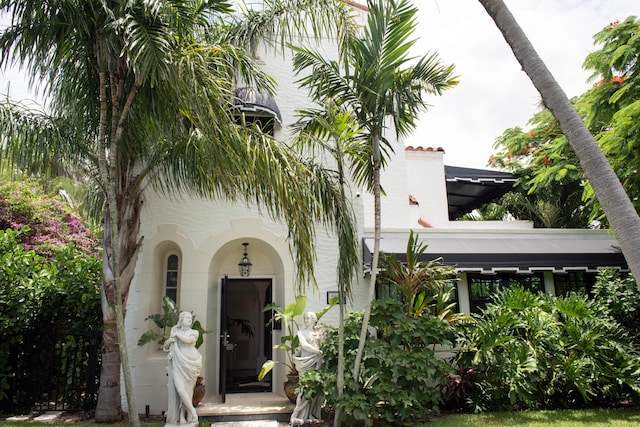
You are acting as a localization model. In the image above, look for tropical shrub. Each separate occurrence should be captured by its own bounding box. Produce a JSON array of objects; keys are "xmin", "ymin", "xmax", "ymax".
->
[
  {"xmin": 299, "ymin": 298, "xmax": 456, "ymax": 426},
  {"xmin": 592, "ymin": 269, "xmax": 640, "ymax": 345},
  {"xmin": 454, "ymin": 287, "xmax": 640, "ymax": 412},
  {"xmin": 0, "ymin": 228, "xmax": 101, "ymax": 404},
  {"xmin": 0, "ymin": 179, "xmax": 102, "ymax": 409},
  {"xmin": 138, "ymin": 295, "xmax": 209, "ymax": 349},
  {"xmin": 377, "ymin": 230, "xmax": 460, "ymax": 320},
  {"xmin": 297, "ymin": 231, "xmax": 462, "ymax": 425}
]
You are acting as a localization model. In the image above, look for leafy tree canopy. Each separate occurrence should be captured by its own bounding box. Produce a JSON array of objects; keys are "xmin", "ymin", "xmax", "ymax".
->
[{"xmin": 486, "ymin": 16, "xmax": 640, "ymax": 228}]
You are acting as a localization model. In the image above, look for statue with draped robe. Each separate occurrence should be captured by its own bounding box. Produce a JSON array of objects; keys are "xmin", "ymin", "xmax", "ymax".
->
[
  {"xmin": 164, "ymin": 311, "xmax": 202, "ymax": 426},
  {"xmin": 291, "ymin": 311, "xmax": 324, "ymax": 426}
]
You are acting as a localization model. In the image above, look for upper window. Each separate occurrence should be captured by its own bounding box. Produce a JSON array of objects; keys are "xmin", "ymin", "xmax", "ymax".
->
[
  {"xmin": 165, "ymin": 254, "xmax": 180, "ymax": 303},
  {"xmin": 231, "ymin": 87, "xmax": 281, "ymax": 136},
  {"xmin": 235, "ymin": 115, "xmax": 276, "ymax": 136}
]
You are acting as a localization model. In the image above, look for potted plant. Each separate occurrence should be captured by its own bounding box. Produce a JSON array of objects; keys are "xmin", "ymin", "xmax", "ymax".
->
[
  {"xmin": 138, "ymin": 296, "xmax": 210, "ymax": 406},
  {"xmin": 258, "ymin": 295, "xmax": 336, "ymax": 402}
]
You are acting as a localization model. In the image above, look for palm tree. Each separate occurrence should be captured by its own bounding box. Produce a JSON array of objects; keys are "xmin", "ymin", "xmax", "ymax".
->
[
  {"xmin": 478, "ymin": 0, "xmax": 640, "ymax": 280},
  {"xmin": 290, "ymin": 0, "xmax": 458, "ymax": 401},
  {"xmin": 292, "ymin": 99, "xmax": 362, "ymax": 424},
  {"xmin": 0, "ymin": 0, "xmax": 357, "ymax": 423}
]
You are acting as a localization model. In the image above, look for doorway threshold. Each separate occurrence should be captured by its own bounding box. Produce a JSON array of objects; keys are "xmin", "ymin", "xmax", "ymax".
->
[{"xmin": 197, "ymin": 393, "xmax": 294, "ymax": 423}]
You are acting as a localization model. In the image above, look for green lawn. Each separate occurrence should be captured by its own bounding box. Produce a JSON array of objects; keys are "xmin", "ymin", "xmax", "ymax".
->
[
  {"xmin": 421, "ymin": 406, "xmax": 640, "ymax": 426},
  {"xmin": 3, "ymin": 407, "xmax": 640, "ymax": 427}
]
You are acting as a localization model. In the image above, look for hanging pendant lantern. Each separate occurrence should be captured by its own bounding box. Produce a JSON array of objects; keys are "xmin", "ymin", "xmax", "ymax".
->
[{"xmin": 238, "ymin": 242, "xmax": 252, "ymax": 277}]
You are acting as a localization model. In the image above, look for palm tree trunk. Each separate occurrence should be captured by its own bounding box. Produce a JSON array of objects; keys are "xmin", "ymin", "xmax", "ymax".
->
[
  {"xmin": 95, "ymin": 199, "xmax": 142, "ymax": 423},
  {"xmin": 95, "ymin": 301, "xmax": 122, "ymax": 422},
  {"xmin": 478, "ymin": 0, "xmax": 640, "ymax": 280},
  {"xmin": 333, "ymin": 288, "xmax": 345, "ymax": 427},
  {"xmin": 353, "ymin": 135, "xmax": 382, "ymax": 380},
  {"xmin": 93, "ymin": 64, "xmax": 143, "ymax": 424}
]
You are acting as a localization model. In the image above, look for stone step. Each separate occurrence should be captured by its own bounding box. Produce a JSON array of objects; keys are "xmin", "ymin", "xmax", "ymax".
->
[{"xmin": 209, "ymin": 421, "xmax": 280, "ymax": 427}]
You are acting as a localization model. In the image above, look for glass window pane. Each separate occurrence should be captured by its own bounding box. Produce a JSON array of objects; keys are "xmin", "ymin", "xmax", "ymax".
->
[
  {"xmin": 167, "ymin": 254, "xmax": 179, "ymax": 270},
  {"xmin": 166, "ymin": 288, "xmax": 177, "ymax": 303},
  {"xmin": 554, "ymin": 272, "xmax": 593, "ymax": 297},
  {"xmin": 511, "ymin": 275, "xmax": 543, "ymax": 293},
  {"xmin": 165, "ymin": 254, "xmax": 180, "ymax": 304},
  {"xmin": 166, "ymin": 271, "xmax": 178, "ymax": 286}
]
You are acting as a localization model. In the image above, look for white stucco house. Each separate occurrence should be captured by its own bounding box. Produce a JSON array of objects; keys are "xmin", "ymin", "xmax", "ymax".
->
[{"xmin": 123, "ymin": 1, "xmax": 627, "ymax": 415}]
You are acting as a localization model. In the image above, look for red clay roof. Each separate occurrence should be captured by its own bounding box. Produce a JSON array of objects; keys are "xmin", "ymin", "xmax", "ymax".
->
[
  {"xmin": 405, "ymin": 146, "xmax": 445, "ymax": 153},
  {"xmin": 344, "ymin": 0, "xmax": 368, "ymax": 11}
]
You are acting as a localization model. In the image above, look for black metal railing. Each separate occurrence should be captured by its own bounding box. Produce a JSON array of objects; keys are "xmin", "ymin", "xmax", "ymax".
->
[{"xmin": 3, "ymin": 328, "xmax": 101, "ymax": 413}]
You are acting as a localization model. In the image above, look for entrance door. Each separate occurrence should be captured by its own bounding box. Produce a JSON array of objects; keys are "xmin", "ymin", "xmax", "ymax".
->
[
  {"xmin": 219, "ymin": 275, "xmax": 229, "ymax": 402},
  {"xmin": 219, "ymin": 278, "xmax": 273, "ymax": 394}
]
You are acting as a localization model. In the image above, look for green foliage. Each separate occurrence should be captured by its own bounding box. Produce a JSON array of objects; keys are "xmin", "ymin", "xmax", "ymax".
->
[
  {"xmin": 0, "ymin": 228, "xmax": 101, "ymax": 401},
  {"xmin": 258, "ymin": 295, "xmax": 308, "ymax": 378},
  {"xmin": 487, "ymin": 110, "xmax": 594, "ymax": 228},
  {"xmin": 299, "ymin": 299, "xmax": 455, "ymax": 426},
  {"xmin": 378, "ymin": 230, "xmax": 460, "ymax": 319},
  {"xmin": 592, "ymin": 269, "xmax": 640, "ymax": 345},
  {"xmin": 258, "ymin": 295, "xmax": 337, "ymax": 379},
  {"xmin": 488, "ymin": 16, "xmax": 640, "ymax": 225},
  {"xmin": 296, "ymin": 231, "xmax": 463, "ymax": 425},
  {"xmin": 454, "ymin": 287, "xmax": 640, "ymax": 412},
  {"xmin": 0, "ymin": 182, "xmax": 102, "ymax": 403},
  {"xmin": 138, "ymin": 296, "xmax": 208, "ymax": 349}
]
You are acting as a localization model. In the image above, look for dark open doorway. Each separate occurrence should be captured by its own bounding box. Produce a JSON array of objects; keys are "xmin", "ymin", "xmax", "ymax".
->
[{"xmin": 220, "ymin": 278, "xmax": 273, "ymax": 394}]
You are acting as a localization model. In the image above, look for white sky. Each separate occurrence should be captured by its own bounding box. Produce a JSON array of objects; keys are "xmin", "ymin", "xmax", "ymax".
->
[
  {"xmin": 1, "ymin": 1, "xmax": 638, "ymax": 168},
  {"xmin": 411, "ymin": 0, "xmax": 638, "ymax": 168}
]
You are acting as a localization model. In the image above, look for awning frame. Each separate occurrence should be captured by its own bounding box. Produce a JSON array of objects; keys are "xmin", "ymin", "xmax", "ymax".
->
[
  {"xmin": 231, "ymin": 87, "xmax": 283, "ymax": 125},
  {"xmin": 362, "ymin": 235, "xmax": 628, "ymax": 275}
]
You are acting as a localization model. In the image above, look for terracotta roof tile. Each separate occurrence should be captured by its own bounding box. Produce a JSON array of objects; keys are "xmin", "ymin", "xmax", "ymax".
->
[
  {"xmin": 405, "ymin": 146, "xmax": 445, "ymax": 153},
  {"xmin": 343, "ymin": 0, "xmax": 368, "ymax": 11}
]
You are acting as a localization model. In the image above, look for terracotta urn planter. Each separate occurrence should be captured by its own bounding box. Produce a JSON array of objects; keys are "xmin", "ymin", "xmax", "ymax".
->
[
  {"xmin": 192, "ymin": 376, "xmax": 205, "ymax": 407},
  {"xmin": 284, "ymin": 373, "xmax": 299, "ymax": 403}
]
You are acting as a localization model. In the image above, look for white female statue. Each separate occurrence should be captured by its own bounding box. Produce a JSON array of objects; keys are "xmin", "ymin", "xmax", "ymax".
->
[
  {"xmin": 163, "ymin": 311, "xmax": 202, "ymax": 426},
  {"xmin": 290, "ymin": 311, "xmax": 324, "ymax": 426}
]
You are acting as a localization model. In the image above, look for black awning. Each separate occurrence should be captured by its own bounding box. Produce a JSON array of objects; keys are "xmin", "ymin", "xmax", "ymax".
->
[
  {"xmin": 363, "ymin": 235, "xmax": 628, "ymax": 274},
  {"xmin": 231, "ymin": 87, "xmax": 282, "ymax": 125},
  {"xmin": 445, "ymin": 165, "xmax": 517, "ymax": 219}
]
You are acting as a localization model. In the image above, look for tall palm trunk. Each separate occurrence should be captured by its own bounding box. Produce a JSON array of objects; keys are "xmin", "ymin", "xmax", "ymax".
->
[
  {"xmin": 95, "ymin": 181, "xmax": 143, "ymax": 423},
  {"xmin": 95, "ymin": 178, "xmax": 143, "ymax": 423},
  {"xmin": 333, "ymin": 290, "xmax": 345, "ymax": 427},
  {"xmin": 333, "ymin": 139, "xmax": 350, "ymax": 427},
  {"xmin": 95, "ymin": 297, "xmax": 120, "ymax": 421},
  {"xmin": 478, "ymin": 0, "xmax": 640, "ymax": 280},
  {"xmin": 353, "ymin": 134, "xmax": 382, "ymax": 380},
  {"xmin": 94, "ymin": 65, "xmax": 143, "ymax": 423}
]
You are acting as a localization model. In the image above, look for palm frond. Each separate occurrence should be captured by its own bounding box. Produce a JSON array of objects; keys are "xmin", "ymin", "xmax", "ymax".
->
[{"xmin": 223, "ymin": 0, "xmax": 357, "ymax": 55}]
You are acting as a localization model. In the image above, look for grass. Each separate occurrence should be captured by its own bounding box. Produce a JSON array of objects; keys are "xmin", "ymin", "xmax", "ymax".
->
[
  {"xmin": 420, "ymin": 406, "xmax": 640, "ymax": 426},
  {"xmin": 2, "ymin": 407, "xmax": 640, "ymax": 427}
]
